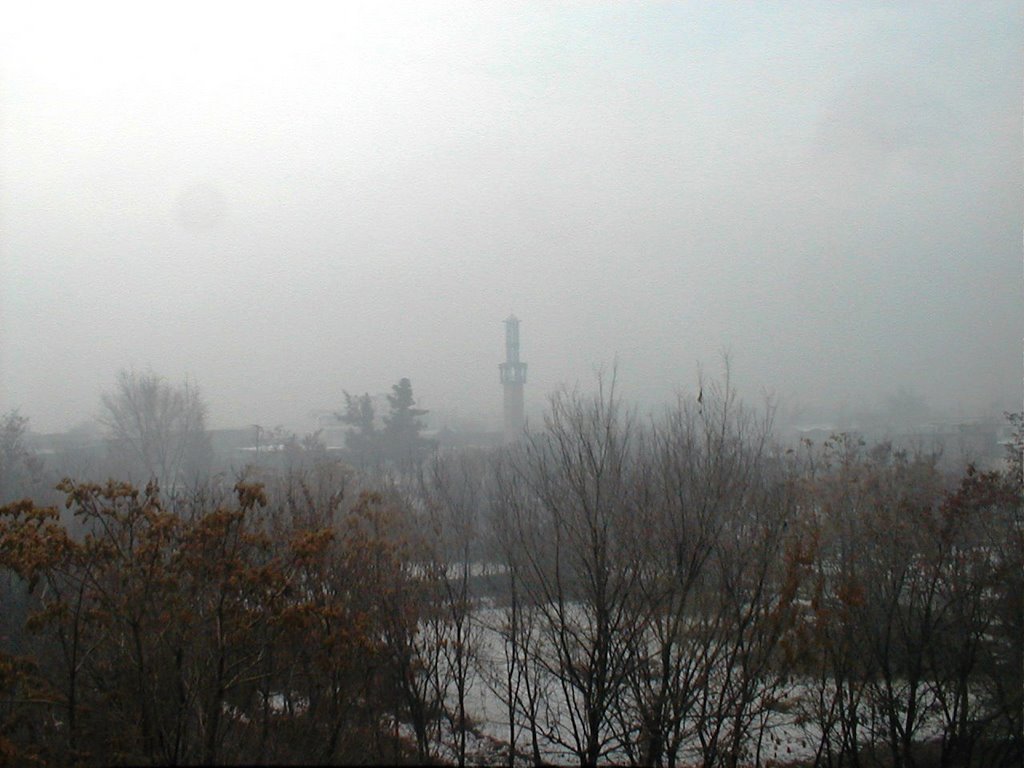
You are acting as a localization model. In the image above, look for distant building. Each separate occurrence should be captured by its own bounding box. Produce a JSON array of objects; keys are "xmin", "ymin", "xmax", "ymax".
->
[
  {"xmin": 784, "ymin": 416, "xmax": 1007, "ymax": 470},
  {"xmin": 499, "ymin": 314, "xmax": 527, "ymax": 442}
]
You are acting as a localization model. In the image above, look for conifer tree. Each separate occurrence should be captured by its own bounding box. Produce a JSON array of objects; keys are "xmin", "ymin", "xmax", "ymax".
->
[{"xmin": 383, "ymin": 378, "xmax": 433, "ymax": 465}]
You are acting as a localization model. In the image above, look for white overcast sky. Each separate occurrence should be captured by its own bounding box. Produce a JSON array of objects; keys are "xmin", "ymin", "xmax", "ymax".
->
[{"xmin": 1, "ymin": 1, "xmax": 1021, "ymax": 432}]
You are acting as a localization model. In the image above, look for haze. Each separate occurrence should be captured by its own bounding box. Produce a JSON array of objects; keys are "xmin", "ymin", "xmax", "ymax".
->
[{"xmin": 1, "ymin": 1, "xmax": 1020, "ymax": 433}]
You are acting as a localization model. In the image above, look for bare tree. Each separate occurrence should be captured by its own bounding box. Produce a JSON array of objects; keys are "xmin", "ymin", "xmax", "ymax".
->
[
  {"xmin": 99, "ymin": 370, "xmax": 212, "ymax": 490},
  {"xmin": 500, "ymin": 374, "xmax": 647, "ymax": 766},
  {"xmin": 0, "ymin": 410, "xmax": 43, "ymax": 503},
  {"xmin": 621, "ymin": 375, "xmax": 801, "ymax": 768},
  {"xmin": 418, "ymin": 448, "xmax": 489, "ymax": 767},
  {"xmin": 794, "ymin": 430, "xmax": 1024, "ymax": 768},
  {"xmin": 490, "ymin": 446, "xmax": 554, "ymax": 767}
]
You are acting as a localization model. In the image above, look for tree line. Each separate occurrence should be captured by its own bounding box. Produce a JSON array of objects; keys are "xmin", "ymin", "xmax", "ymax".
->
[{"xmin": 0, "ymin": 373, "xmax": 1020, "ymax": 766}]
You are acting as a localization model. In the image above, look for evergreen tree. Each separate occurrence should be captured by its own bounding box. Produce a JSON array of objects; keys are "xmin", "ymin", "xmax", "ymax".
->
[
  {"xmin": 383, "ymin": 378, "xmax": 433, "ymax": 464},
  {"xmin": 339, "ymin": 391, "xmax": 379, "ymax": 459}
]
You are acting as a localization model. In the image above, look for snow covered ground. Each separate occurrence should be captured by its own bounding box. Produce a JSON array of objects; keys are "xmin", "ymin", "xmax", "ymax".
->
[{"xmin": 427, "ymin": 604, "xmax": 948, "ymax": 767}]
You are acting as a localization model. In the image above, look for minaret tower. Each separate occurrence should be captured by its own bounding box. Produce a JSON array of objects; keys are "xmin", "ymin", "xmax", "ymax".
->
[{"xmin": 499, "ymin": 314, "xmax": 527, "ymax": 441}]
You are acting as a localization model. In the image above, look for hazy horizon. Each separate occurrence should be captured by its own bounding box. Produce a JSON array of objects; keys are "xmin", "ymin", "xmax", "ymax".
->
[{"xmin": 2, "ymin": 2, "xmax": 1021, "ymax": 434}]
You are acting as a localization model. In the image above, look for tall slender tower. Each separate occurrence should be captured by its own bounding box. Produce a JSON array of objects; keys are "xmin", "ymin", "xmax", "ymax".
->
[{"xmin": 499, "ymin": 314, "xmax": 527, "ymax": 441}]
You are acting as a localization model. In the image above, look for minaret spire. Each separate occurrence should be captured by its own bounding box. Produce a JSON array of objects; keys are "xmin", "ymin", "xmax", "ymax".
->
[{"xmin": 499, "ymin": 314, "xmax": 527, "ymax": 441}]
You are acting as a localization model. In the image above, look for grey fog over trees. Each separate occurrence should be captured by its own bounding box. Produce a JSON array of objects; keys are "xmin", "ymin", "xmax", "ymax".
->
[{"xmin": 0, "ymin": 2, "xmax": 1020, "ymax": 765}]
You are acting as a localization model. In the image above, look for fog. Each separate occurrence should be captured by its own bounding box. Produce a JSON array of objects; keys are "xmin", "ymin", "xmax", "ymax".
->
[{"xmin": 1, "ymin": 1, "xmax": 1020, "ymax": 434}]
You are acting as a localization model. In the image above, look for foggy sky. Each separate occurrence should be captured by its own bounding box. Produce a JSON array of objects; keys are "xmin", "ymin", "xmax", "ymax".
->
[{"xmin": 1, "ymin": 1, "xmax": 1021, "ymax": 433}]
